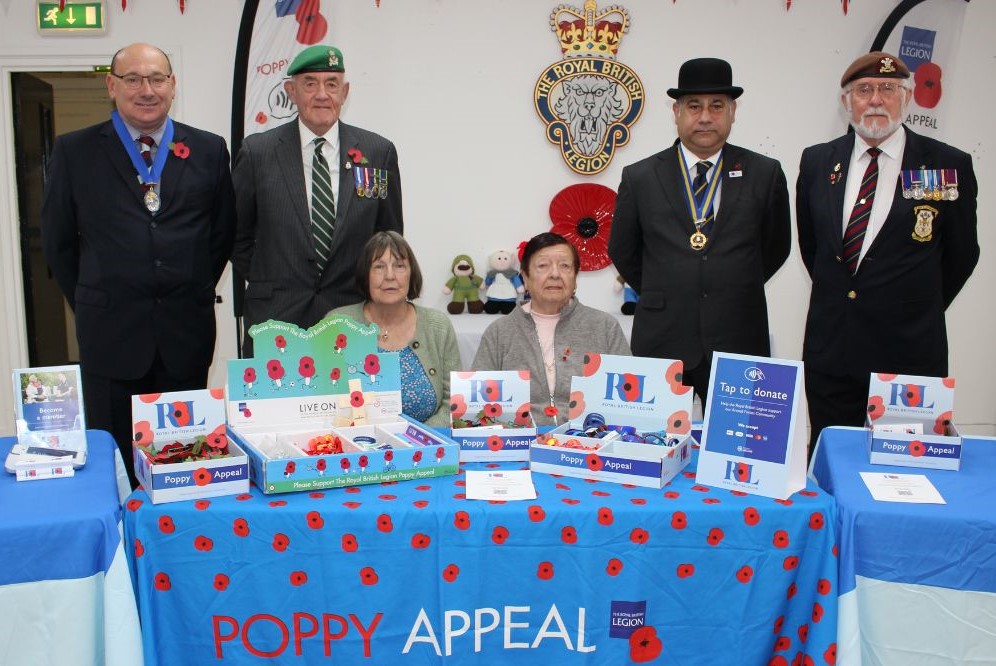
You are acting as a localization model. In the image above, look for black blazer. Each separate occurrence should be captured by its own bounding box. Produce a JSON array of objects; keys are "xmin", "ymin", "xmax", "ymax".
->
[
  {"xmin": 41, "ymin": 119, "xmax": 236, "ymax": 380},
  {"xmin": 796, "ymin": 126, "xmax": 979, "ymax": 378},
  {"xmin": 231, "ymin": 120, "xmax": 403, "ymax": 334},
  {"xmin": 609, "ymin": 142, "xmax": 791, "ymax": 366}
]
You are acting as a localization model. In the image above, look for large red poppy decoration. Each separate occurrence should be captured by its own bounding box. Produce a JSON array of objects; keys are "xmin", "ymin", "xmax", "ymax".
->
[{"xmin": 548, "ymin": 184, "xmax": 616, "ymax": 271}]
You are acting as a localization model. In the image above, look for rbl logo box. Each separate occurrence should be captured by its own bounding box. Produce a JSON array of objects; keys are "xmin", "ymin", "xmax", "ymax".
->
[
  {"xmin": 866, "ymin": 373, "xmax": 961, "ymax": 471},
  {"xmin": 449, "ymin": 371, "xmax": 536, "ymax": 462},
  {"xmin": 131, "ymin": 388, "xmax": 249, "ymax": 504},
  {"xmin": 529, "ymin": 354, "xmax": 694, "ymax": 488}
]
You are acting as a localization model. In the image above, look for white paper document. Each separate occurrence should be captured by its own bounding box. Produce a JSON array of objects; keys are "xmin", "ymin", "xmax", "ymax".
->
[
  {"xmin": 465, "ymin": 470, "xmax": 537, "ymax": 501},
  {"xmin": 859, "ymin": 472, "xmax": 946, "ymax": 504}
]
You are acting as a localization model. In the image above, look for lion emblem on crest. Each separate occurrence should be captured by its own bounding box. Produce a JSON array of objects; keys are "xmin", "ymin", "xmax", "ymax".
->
[{"xmin": 553, "ymin": 75, "xmax": 625, "ymax": 157}]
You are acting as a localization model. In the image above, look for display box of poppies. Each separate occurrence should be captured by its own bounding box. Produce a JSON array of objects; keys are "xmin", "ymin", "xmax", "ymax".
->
[
  {"xmin": 226, "ymin": 315, "xmax": 460, "ymax": 493},
  {"xmin": 228, "ymin": 416, "xmax": 457, "ymax": 493},
  {"xmin": 529, "ymin": 354, "xmax": 694, "ymax": 488},
  {"xmin": 131, "ymin": 388, "xmax": 249, "ymax": 504},
  {"xmin": 866, "ymin": 372, "xmax": 961, "ymax": 471},
  {"xmin": 449, "ymin": 370, "xmax": 536, "ymax": 461}
]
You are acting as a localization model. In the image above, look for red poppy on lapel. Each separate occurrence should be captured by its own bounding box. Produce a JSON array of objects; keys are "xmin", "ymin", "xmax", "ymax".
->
[
  {"xmin": 170, "ymin": 141, "xmax": 190, "ymax": 159},
  {"xmin": 348, "ymin": 148, "xmax": 369, "ymax": 165}
]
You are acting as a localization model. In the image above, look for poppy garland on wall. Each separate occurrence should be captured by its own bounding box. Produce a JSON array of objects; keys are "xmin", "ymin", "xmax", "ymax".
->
[
  {"xmin": 548, "ymin": 183, "xmax": 616, "ymax": 272},
  {"xmin": 110, "ymin": 0, "xmax": 188, "ymax": 12}
]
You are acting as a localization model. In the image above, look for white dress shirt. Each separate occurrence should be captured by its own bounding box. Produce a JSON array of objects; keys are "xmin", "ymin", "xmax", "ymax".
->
[
  {"xmin": 678, "ymin": 143, "xmax": 724, "ymax": 216},
  {"xmin": 298, "ymin": 119, "xmax": 341, "ymax": 211},
  {"xmin": 841, "ymin": 128, "xmax": 906, "ymax": 266}
]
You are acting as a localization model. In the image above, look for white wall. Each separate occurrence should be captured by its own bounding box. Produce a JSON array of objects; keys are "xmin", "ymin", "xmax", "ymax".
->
[{"xmin": 1, "ymin": 0, "xmax": 992, "ymax": 435}]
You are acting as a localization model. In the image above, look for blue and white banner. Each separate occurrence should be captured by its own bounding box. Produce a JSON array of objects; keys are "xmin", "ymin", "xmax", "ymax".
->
[
  {"xmin": 879, "ymin": 0, "xmax": 968, "ymax": 138},
  {"xmin": 236, "ymin": 0, "xmax": 334, "ymax": 141}
]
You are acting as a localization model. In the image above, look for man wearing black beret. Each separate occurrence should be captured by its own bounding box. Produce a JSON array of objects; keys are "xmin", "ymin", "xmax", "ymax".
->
[
  {"xmin": 797, "ymin": 51, "xmax": 979, "ymax": 451},
  {"xmin": 233, "ymin": 45, "xmax": 403, "ymax": 354},
  {"xmin": 609, "ymin": 58, "xmax": 791, "ymax": 405}
]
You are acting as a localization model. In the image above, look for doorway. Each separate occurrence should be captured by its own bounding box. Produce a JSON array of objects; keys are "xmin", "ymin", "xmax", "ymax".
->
[{"xmin": 11, "ymin": 70, "xmax": 110, "ymax": 366}]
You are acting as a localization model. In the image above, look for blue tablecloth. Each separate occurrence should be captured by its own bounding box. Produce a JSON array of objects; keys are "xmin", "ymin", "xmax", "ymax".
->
[
  {"xmin": 0, "ymin": 431, "xmax": 121, "ymax": 584},
  {"xmin": 810, "ymin": 427, "xmax": 996, "ymax": 665},
  {"xmin": 810, "ymin": 427, "xmax": 996, "ymax": 595},
  {"xmin": 0, "ymin": 430, "xmax": 144, "ymax": 666},
  {"xmin": 125, "ymin": 446, "xmax": 838, "ymax": 665}
]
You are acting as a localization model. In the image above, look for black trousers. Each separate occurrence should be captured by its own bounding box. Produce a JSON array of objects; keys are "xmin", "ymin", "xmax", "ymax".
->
[
  {"xmin": 83, "ymin": 353, "xmax": 208, "ymax": 488},
  {"xmin": 804, "ymin": 368, "xmax": 869, "ymax": 455},
  {"xmin": 681, "ymin": 354, "xmax": 713, "ymax": 409}
]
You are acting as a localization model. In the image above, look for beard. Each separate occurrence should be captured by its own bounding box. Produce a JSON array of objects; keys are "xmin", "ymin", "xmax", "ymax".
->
[{"xmin": 845, "ymin": 98, "xmax": 906, "ymax": 142}]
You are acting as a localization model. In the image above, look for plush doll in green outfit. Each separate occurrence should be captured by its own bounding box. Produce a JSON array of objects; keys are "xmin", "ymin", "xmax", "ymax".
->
[{"xmin": 443, "ymin": 254, "xmax": 484, "ymax": 314}]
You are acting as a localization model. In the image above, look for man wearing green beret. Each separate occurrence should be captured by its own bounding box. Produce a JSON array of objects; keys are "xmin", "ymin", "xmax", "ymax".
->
[{"xmin": 233, "ymin": 45, "xmax": 403, "ymax": 354}]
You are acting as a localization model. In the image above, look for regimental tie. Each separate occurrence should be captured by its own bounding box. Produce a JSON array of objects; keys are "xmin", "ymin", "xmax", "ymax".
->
[
  {"xmin": 138, "ymin": 135, "xmax": 155, "ymax": 166},
  {"xmin": 693, "ymin": 160, "xmax": 714, "ymax": 233},
  {"xmin": 842, "ymin": 147, "xmax": 881, "ymax": 275},
  {"xmin": 311, "ymin": 137, "xmax": 336, "ymax": 271}
]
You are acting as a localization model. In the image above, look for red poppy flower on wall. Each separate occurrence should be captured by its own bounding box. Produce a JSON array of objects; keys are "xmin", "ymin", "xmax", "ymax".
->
[{"xmin": 548, "ymin": 183, "xmax": 617, "ymax": 271}]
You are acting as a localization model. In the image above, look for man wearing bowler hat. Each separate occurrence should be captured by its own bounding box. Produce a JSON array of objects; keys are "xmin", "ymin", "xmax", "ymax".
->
[
  {"xmin": 233, "ymin": 45, "xmax": 403, "ymax": 355},
  {"xmin": 609, "ymin": 58, "xmax": 791, "ymax": 404},
  {"xmin": 797, "ymin": 52, "xmax": 979, "ymax": 450}
]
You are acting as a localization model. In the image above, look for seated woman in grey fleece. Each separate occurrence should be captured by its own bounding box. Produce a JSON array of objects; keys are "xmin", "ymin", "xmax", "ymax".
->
[{"xmin": 473, "ymin": 232, "xmax": 630, "ymax": 426}]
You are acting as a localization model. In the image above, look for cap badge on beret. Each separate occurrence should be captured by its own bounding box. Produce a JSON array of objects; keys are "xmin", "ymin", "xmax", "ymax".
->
[
  {"xmin": 328, "ymin": 50, "xmax": 340, "ymax": 68},
  {"xmin": 878, "ymin": 57, "xmax": 897, "ymax": 75}
]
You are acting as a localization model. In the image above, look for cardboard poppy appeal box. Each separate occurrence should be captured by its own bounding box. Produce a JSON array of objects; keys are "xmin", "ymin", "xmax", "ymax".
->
[
  {"xmin": 529, "ymin": 354, "xmax": 694, "ymax": 488},
  {"xmin": 449, "ymin": 370, "xmax": 536, "ymax": 461},
  {"xmin": 226, "ymin": 315, "xmax": 459, "ymax": 493},
  {"xmin": 866, "ymin": 372, "xmax": 961, "ymax": 470},
  {"xmin": 131, "ymin": 388, "xmax": 249, "ymax": 504}
]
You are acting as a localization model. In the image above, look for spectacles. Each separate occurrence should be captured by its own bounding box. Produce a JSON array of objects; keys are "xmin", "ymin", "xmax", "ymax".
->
[
  {"xmin": 111, "ymin": 72, "xmax": 172, "ymax": 89},
  {"xmin": 850, "ymin": 82, "xmax": 904, "ymax": 100}
]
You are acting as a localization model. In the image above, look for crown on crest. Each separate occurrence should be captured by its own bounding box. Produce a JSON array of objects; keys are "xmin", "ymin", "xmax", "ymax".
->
[{"xmin": 550, "ymin": 0, "xmax": 629, "ymax": 59}]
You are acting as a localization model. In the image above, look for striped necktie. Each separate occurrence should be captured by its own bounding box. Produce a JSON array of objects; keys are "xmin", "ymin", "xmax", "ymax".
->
[
  {"xmin": 693, "ymin": 160, "xmax": 714, "ymax": 232},
  {"xmin": 311, "ymin": 137, "xmax": 336, "ymax": 271},
  {"xmin": 138, "ymin": 135, "xmax": 155, "ymax": 166},
  {"xmin": 842, "ymin": 147, "xmax": 881, "ymax": 275}
]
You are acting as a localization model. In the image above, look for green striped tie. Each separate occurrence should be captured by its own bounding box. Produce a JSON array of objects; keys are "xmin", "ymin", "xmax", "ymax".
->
[{"xmin": 311, "ymin": 137, "xmax": 336, "ymax": 271}]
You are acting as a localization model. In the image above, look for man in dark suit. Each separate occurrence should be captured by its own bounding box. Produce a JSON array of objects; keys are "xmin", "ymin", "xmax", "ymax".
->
[
  {"xmin": 41, "ymin": 43, "xmax": 236, "ymax": 486},
  {"xmin": 232, "ymin": 44, "xmax": 403, "ymax": 355},
  {"xmin": 609, "ymin": 58, "xmax": 791, "ymax": 404},
  {"xmin": 798, "ymin": 51, "xmax": 979, "ymax": 450}
]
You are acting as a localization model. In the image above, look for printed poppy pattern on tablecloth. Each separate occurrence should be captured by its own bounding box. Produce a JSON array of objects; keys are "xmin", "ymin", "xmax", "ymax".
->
[{"xmin": 122, "ymin": 448, "xmax": 839, "ymax": 664}]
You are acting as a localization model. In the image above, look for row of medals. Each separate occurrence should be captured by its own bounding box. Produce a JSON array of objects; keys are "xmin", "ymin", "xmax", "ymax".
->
[
  {"xmin": 904, "ymin": 185, "xmax": 958, "ymax": 201},
  {"xmin": 902, "ymin": 169, "xmax": 959, "ymax": 201},
  {"xmin": 353, "ymin": 167, "xmax": 389, "ymax": 200}
]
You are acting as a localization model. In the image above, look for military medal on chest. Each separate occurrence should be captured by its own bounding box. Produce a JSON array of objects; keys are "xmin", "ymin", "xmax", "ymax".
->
[{"xmin": 903, "ymin": 167, "xmax": 959, "ymax": 202}]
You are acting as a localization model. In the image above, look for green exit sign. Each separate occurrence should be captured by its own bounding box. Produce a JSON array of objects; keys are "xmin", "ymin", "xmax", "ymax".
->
[{"xmin": 37, "ymin": 2, "xmax": 106, "ymax": 34}]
